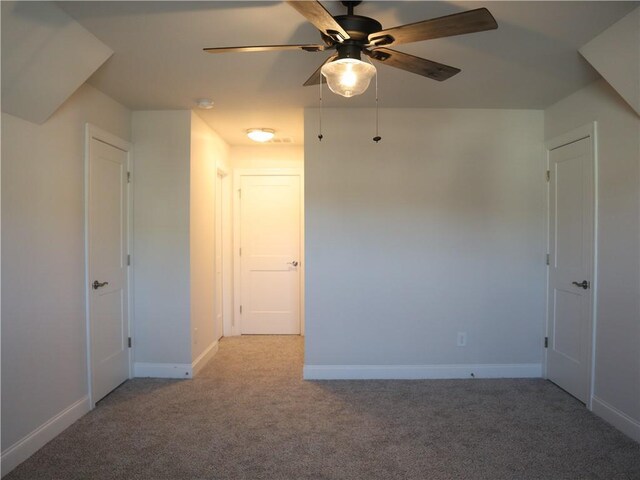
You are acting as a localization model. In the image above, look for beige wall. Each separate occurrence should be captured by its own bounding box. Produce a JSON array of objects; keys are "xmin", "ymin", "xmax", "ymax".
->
[
  {"xmin": 190, "ymin": 112, "xmax": 230, "ymax": 362},
  {"xmin": 545, "ymin": 78, "xmax": 640, "ymax": 441},
  {"xmin": 1, "ymin": 84, "xmax": 130, "ymax": 458}
]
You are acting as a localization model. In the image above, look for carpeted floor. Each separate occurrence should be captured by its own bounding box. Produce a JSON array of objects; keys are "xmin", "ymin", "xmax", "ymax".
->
[{"xmin": 5, "ymin": 336, "xmax": 640, "ymax": 479}]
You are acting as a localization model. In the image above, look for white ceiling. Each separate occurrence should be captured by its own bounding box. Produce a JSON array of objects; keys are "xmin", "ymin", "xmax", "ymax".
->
[{"xmin": 56, "ymin": 1, "xmax": 638, "ymax": 145}]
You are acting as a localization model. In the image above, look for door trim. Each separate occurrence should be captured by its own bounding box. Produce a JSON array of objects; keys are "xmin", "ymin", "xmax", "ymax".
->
[
  {"xmin": 216, "ymin": 165, "xmax": 234, "ymax": 339},
  {"xmin": 84, "ymin": 124, "xmax": 133, "ymax": 408},
  {"xmin": 544, "ymin": 121, "xmax": 598, "ymax": 410},
  {"xmin": 232, "ymin": 168, "xmax": 304, "ymax": 336}
]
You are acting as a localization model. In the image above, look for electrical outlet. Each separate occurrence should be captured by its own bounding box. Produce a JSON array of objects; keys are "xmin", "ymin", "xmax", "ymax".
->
[{"xmin": 457, "ymin": 332, "xmax": 467, "ymax": 347}]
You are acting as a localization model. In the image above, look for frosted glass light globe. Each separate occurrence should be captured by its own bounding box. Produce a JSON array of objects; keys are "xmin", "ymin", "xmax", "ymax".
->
[{"xmin": 321, "ymin": 58, "xmax": 376, "ymax": 98}]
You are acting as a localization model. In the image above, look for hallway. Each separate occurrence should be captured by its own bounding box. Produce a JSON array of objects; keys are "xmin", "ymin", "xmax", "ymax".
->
[{"xmin": 6, "ymin": 336, "xmax": 639, "ymax": 479}]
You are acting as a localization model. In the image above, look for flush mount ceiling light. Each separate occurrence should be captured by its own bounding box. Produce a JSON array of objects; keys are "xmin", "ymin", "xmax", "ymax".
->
[
  {"xmin": 196, "ymin": 98, "xmax": 214, "ymax": 109},
  {"xmin": 246, "ymin": 128, "xmax": 275, "ymax": 142}
]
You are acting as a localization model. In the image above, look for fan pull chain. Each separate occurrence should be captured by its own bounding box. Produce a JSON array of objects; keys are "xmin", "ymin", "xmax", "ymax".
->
[
  {"xmin": 373, "ymin": 73, "xmax": 381, "ymax": 143},
  {"xmin": 366, "ymin": 56, "xmax": 381, "ymax": 143},
  {"xmin": 318, "ymin": 75, "xmax": 324, "ymax": 141}
]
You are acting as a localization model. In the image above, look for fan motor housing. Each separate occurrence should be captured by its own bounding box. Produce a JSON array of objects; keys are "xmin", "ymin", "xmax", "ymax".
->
[{"xmin": 321, "ymin": 14, "xmax": 382, "ymax": 44}]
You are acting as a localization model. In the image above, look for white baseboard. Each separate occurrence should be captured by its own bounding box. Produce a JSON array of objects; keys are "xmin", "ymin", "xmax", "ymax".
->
[
  {"xmin": 134, "ymin": 362, "xmax": 193, "ymax": 378},
  {"xmin": 591, "ymin": 395, "xmax": 640, "ymax": 443},
  {"xmin": 303, "ymin": 363, "xmax": 543, "ymax": 380},
  {"xmin": 1, "ymin": 395, "xmax": 90, "ymax": 477},
  {"xmin": 133, "ymin": 341, "xmax": 220, "ymax": 379},
  {"xmin": 192, "ymin": 340, "xmax": 219, "ymax": 377}
]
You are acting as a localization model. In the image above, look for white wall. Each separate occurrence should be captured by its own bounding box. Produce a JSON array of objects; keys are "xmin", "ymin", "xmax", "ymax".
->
[
  {"xmin": 230, "ymin": 145, "xmax": 303, "ymax": 170},
  {"xmin": 304, "ymin": 108, "xmax": 546, "ymax": 377},
  {"xmin": 132, "ymin": 111, "xmax": 192, "ymax": 367},
  {"xmin": 545, "ymin": 78, "xmax": 640, "ymax": 441},
  {"xmin": 1, "ymin": 83, "xmax": 130, "ymax": 471},
  {"xmin": 190, "ymin": 112, "xmax": 230, "ymax": 363}
]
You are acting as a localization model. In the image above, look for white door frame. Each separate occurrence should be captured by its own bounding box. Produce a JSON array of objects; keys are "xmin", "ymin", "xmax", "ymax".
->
[
  {"xmin": 216, "ymin": 165, "xmax": 234, "ymax": 339},
  {"xmin": 544, "ymin": 121, "xmax": 598, "ymax": 410},
  {"xmin": 84, "ymin": 124, "xmax": 133, "ymax": 408},
  {"xmin": 232, "ymin": 168, "xmax": 304, "ymax": 336}
]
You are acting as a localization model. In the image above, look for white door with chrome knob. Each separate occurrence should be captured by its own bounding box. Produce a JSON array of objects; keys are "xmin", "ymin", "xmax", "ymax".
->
[{"xmin": 237, "ymin": 172, "xmax": 301, "ymax": 334}]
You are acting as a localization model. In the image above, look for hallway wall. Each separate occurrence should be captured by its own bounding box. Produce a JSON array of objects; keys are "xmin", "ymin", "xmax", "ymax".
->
[
  {"xmin": 190, "ymin": 112, "xmax": 230, "ymax": 365},
  {"xmin": 132, "ymin": 110, "xmax": 230, "ymax": 376}
]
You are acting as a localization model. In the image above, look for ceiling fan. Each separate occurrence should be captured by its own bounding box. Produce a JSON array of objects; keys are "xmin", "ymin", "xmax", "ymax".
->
[{"xmin": 204, "ymin": 1, "xmax": 498, "ymax": 98}]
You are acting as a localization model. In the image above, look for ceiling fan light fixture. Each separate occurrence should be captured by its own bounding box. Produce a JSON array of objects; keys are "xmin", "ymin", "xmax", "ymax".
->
[
  {"xmin": 246, "ymin": 128, "xmax": 275, "ymax": 142},
  {"xmin": 321, "ymin": 58, "xmax": 376, "ymax": 98}
]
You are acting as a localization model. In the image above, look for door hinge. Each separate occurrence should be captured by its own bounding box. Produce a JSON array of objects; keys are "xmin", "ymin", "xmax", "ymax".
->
[
  {"xmin": 127, "ymin": 254, "xmax": 131, "ymax": 266},
  {"xmin": 546, "ymin": 253, "xmax": 550, "ymax": 266},
  {"xmin": 546, "ymin": 170, "xmax": 550, "ymax": 182},
  {"xmin": 239, "ymin": 247, "xmax": 242, "ymax": 256},
  {"xmin": 238, "ymin": 188, "xmax": 242, "ymax": 199},
  {"xmin": 544, "ymin": 337, "xmax": 548, "ymax": 348},
  {"xmin": 128, "ymin": 337, "xmax": 132, "ymax": 348},
  {"xmin": 239, "ymin": 305, "xmax": 243, "ymax": 314},
  {"xmin": 127, "ymin": 171, "xmax": 131, "ymax": 183}
]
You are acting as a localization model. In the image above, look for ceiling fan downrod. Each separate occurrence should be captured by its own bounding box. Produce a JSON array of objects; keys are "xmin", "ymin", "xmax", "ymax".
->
[{"xmin": 342, "ymin": 1, "xmax": 361, "ymax": 16}]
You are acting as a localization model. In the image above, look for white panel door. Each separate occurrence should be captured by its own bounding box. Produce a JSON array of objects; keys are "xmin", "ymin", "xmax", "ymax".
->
[
  {"xmin": 88, "ymin": 137, "xmax": 129, "ymax": 403},
  {"xmin": 239, "ymin": 175, "xmax": 301, "ymax": 334},
  {"xmin": 547, "ymin": 136, "xmax": 594, "ymax": 403}
]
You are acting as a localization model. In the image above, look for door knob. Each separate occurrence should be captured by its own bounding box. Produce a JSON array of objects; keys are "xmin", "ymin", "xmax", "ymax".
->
[
  {"xmin": 572, "ymin": 280, "xmax": 590, "ymax": 290},
  {"xmin": 287, "ymin": 261, "xmax": 299, "ymax": 267},
  {"xmin": 92, "ymin": 280, "xmax": 109, "ymax": 290}
]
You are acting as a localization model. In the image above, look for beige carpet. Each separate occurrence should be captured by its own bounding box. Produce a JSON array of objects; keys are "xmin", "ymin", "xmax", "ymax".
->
[{"xmin": 5, "ymin": 336, "xmax": 640, "ymax": 479}]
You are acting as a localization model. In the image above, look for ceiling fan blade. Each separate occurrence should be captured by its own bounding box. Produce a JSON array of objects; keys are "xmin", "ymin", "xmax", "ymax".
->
[
  {"xmin": 303, "ymin": 54, "xmax": 339, "ymax": 86},
  {"xmin": 287, "ymin": 1, "xmax": 350, "ymax": 43},
  {"xmin": 364, "ymin": 48, "xmax": 460, "ymax": 81},
  {"xmin": 368, "ymin": 8, "xmax": 497, "ymax": 47},
  {"xmin": 204, "ymin": 44, "xmax": 326, "ymax": 54}
]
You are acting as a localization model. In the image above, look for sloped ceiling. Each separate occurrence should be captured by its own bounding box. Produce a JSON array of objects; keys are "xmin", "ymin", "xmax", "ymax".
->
[
  {"xmin": 580, "ymin": 7, "xmax": 640, "ymax": 117},
  {"xmin": 1, "ymin": 1, "xmax": 113, "ymax": 124},
  {"xmin": 13, "ymin": 1, "xmax": 639, "ymax": 143}
]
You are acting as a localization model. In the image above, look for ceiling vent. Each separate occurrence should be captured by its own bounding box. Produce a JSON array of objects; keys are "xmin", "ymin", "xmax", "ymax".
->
[{"xmin": 269, "ymin": 137, "xmax": 293, "ymax": 144}]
